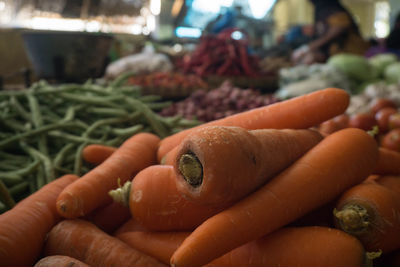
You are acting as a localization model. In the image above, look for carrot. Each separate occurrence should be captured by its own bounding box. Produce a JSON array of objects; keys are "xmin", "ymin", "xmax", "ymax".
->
[
  {"xmin": 210, "ymin": 226, "xmax": 370, "ymax": 267},
  {"xmin": 373, "ymin": 147, "xmax": 400, "ymax": 175},
  {"xmin": 34, "ymin": 255, "xmax": 90, "ymax": 267},
  {"xmin": 173, "ymin": 126, "xmax": 323, "ymax": 206},
  {"xmin": 117, "ymin": 226, "xmax": 370, "ymax": 267},
  {"xmin": 113, "ymin": 218, "xmax": 146, "ymax": 236},
  {"xmin": 82, "ymin": 144, "xmax": 117, "ymax": 165},
  {"xmin": 43, "ymin": 219, "xmax": 166, "ymax": 267},
  {"xmin": 170, "ymin": 128, "xmax": 379, "ymax": 267},
  {"xmin": 0, "ymin": 174, "xmax": 78, "ymax": 267},
  {"xmin": 86, "ymin": 201, "xmax": 131, "ymax": 234},
  {"xmin": 117, "ymin": 230, "xmax": 188, "ymax": 265},
  {"xmin": 157, "ymin": 88, "xmax": 350, "ymax": 161},
  {"xmin": 56, "ymin": 132, "xmax": 160, "ymax": 218},
  {"xmin": 334, "ymin": 182, "xmax": 400, "ymax": 253},
  {"xmin": 109, "ymin": 165, "xmax": 224, "ymax": 231},
  {"xmin": 160, "ymin": 145, "xmax": 179, "ymax": 165},
  {"xmin": 374, "ymin": 175, "xmax": 400, "ymax": 194}
]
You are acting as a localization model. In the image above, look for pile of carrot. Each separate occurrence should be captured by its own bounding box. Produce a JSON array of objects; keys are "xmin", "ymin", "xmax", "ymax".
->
[{"xmin": 2, "ymin": 87, "xmax": 400, "ymax": 267}]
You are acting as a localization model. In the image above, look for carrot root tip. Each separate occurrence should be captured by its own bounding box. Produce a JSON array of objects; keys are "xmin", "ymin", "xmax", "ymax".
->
[
  {"xmin": 178, "ymin": 152, "xmax": 203, "ymax": 187},
  {"xmin": 334, "ymin": 205, "xmax": 369, "ymax": 234},
  {"xmin": 108, "ymin": 180, "xmax": 132, "ymax": 207}
]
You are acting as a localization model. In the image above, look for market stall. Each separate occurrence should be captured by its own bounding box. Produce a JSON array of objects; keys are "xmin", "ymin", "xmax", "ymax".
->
[{"xmin": 1, "ymin": 0, "xmax": 400, "ymax": 266}]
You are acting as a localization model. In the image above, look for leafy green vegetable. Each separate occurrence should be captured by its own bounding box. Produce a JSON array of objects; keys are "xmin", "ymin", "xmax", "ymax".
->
[
  {"xmin": 327, "ymin": 53, "xmax": 377, "ymax": 82},
  {"xmin": 368, "ymin": 53, "xmax": 398, "ymax": 78},
  {"xmin": 384, "ymin": 62, "xmax": 400, "ymax": 84}
]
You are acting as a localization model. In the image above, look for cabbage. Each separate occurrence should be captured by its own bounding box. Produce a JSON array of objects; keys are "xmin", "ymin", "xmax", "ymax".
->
[
  {"xmin": 368, "ymin": 53, "xmax": 398, "ymax": 78},
  {"xmin": 327, "ymin": 53, "xmax": 376, "ymax": 82},
  {"xmin": 384, "ymin": 62, "xmax": 400, "ymax": 84}
]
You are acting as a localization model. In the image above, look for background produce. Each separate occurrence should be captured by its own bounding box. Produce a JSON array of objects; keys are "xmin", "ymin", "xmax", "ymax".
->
[
  {"xmin": 127, "ymin": 71, "xmax": 209, "ymax": 99},
  {"xmin": 160, "ymin": 80, "xmax": 278, "ymax": 122},
  {"xmin": 275, "ymin": 52, "xmax": 400, "ymax": 100},
  {"xmin": 0, "ymin": 78, "xmax": 200, "ymax": 212},
  {"xmin": 178, "ymin": 30, "xmax": 261, "ymax": 77},
  {"xmin": 2, "ymin": 87, "xmax": 400, "ymax": 267}
]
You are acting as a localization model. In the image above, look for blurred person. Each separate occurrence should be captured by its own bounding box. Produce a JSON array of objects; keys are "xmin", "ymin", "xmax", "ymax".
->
[
  {"xmin": 386, "ymin": 12, "xmax": 400, "ymax": 51},
  {"xmin": 292, "ymin": 0, "xmax": 370, "ymax": 65}
]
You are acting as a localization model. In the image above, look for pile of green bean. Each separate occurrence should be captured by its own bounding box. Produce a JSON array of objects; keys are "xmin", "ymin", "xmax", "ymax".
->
[{"xmin": 0, "ymin": 78, "xmax": 201, "ymax": 213}]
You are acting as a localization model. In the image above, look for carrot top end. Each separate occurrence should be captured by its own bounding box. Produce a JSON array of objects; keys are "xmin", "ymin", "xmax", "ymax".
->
[
  {"xmin": 334, "ymin": 205, "xmax": 370, "ymax": 234},
  {"xmin": 108, "ymin": 180, "xmax": 132, "ymax": 207},
  {"xmin": 367, "ymin": 125, "xmax": 379, "ymax": 138},
  {"xmin": 178, "ymin": 152, "xmax": 203, "ymax": 188}
]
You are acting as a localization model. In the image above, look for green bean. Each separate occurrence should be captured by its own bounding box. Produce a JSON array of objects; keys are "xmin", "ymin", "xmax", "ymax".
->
[
  {"xmin": 73, "ymin": 142, "xmax": 87, "ymax": 176},
  {"xmin": 111, "ymin": 124, "xmax": 144, "ymax": 136},
  {"xmin": 85, "ymin": 107, "xmax": 129, "ymax": 117},
  {"xmin": 27, "ymin": 175, "xmax": 36, "ymax": 193},
  {"xmin": 177, "ymin": 118, "xmax": 202, "ymax": 128},
  {"xmin": 54, "ymin": 143, "xmax": 75, "ymax": 169},
  {"xmin": 10, "ymin": 96, "xmax": 33, "ymax": 123},
  {"xmin": 49, "ymin": 131, "xmax": 102, "ymax": 144},
  {"xmin": 0, "ymin": 160, "xmax": 40, "ymax": 179},
  {"xmin": 137, "ymin": 95, "xmax": 163, "ymax": 103},
  {"xmin": 105, "ymin": 136, "xmax": 126, "ymax": 147},
  {"xmin": 84, "ymin": 111, "xmax": 141, "ymax": 138},
  {"xmin": 0, "ymin": 151, "xmax": 28, "ymax": 160},
  {"xmin": 0, "ymin": 118, "xmax": 28, "ymax": 132},
  {"xmin": 0, "ymin": 173, "xmax": 24, "ymax": 186},
  {"xmin": 146, "ymin": 101, "xmax": 173, "ymax": 110},
  {"xmin": 27, "ymin": 92, "xmax": 49, "ymax": 156},
  {"xmin": 20, "ymin": 142, "xmax": 55, "ymax": 184},
  {"xmin": 59, "ymin": 93, "xmax": 125, "ymax": 108},
  {"xmin": 9, "ymin": 181, "xmax": 29, "ymax": 196},
  {"xmin": 109, "ymin": 70, "xmax": 136, "ymax": 88},
  {"xmin": 54, "ymin": 166, "xmax": 74, "ymax": 175},
  {"xmin": 0, "ymin": 180, "xmax": 16, "ymax": 209},
  {"xmin": 0, "ymin": 121, "xmax": 84, "ymax": 149},
  {"xmin": 160, "ymin": 115, "xmax": 183, "ymax": 128},
  {"xmin": 36, "ymin": 164, "xmax": 45, "ymax": 189},
  {"xmin": 62, "ymin": 106, "xmax": 77, "ymax": 121},
  {"xmin": 125, "ymin": 98, "xmax": 169, "ymax": 138}
]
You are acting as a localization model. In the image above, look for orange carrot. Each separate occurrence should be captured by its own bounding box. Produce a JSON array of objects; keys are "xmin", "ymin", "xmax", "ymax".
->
[
  {"xmin": 170, "ymin": 128, "xmax": 379, "ymax": 267},
  {"xmin": 56, "ymin": 133, "xmax": 160, "ymax": 218},
  {"xmin": 334, "ymin": 182, "xmax": 400, "ymax": 253},
  {"xmin": 210, "ymin": 226, "xmax": 369, "ymax": 267},
  {"xmin": 373, "ymin": 147, "xmax": 400, "ymax": 175},
  {"xmin": 113, "ymin": 218, "xmax": 146, "ymax": 236},
  {"xmin": 0, "ymin": 174, "xmax": 78, "ymax": 267},
  {"xmin": 86, "ymin": 201, "xmax": 131, "ymax": 234},
  {"xmin": 118, "ymin": 226, "xmax": 369, "ymax": 267},
  {"xmin": 160, "ymin": 145, "xmax": 179, "ymax": 165},
  {"xmin": 43, "ymin": 219, "xmax": 166, "ymax": 267},
  {"xmin": 34, "ymin": 255, "xmax": 90, "ymax": 267},
  {"xmin": 318, "ymin": 114, "xmax": 349, "ymax": 135},
  {"xmin": 110, "ymin": 165, "xmax": 223, "ymax": 231},
  {"xmin": 374, "ymin": 175, "xmax": 400, "ymax": 194},
  {"xmin": 117, "ymin": 230, "xmax": 188, "ymax": 265},
  {"xmin": 173, "ymin": 126, "xmax": 323, "ymax": 206},
  {"xmin": 82, "ymin": 144, "xmax": 117, "ymax": 165},
  {"xmin": 157, "ymin": 88, "xmax": 350, "ymax": 161}
]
